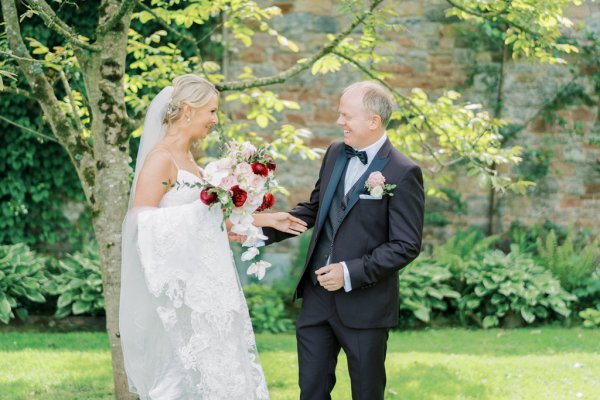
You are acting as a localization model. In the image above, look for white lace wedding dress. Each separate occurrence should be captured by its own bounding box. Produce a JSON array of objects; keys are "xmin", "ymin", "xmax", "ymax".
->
[{"xmin": 120, "ymin": 169, "xmax": 269, "ymax": 400}]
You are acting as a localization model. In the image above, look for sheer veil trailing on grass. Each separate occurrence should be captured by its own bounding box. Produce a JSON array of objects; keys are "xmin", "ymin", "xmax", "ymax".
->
[{"xmin": 119, "ymin": 88, "xmax": 268, "ymax": 399}]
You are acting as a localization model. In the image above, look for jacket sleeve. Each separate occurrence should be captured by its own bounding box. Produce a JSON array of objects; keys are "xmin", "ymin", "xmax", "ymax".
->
[
  {"xmin": 345, "ymin": 164, "xmax": 424, "ymax": 288},
  {"xmin": 262, "ymin": 144, "xmax": 333, "ymax": 245}
]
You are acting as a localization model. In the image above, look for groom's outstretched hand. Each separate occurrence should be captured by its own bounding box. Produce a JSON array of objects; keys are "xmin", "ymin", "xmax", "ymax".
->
[
  {"xmin": 268, "ymin": 212, "xmax": 308, "ymax": 235},
  {"xmin": 316, "ymin": 263, "xmax": 344, "ymax": 291}
]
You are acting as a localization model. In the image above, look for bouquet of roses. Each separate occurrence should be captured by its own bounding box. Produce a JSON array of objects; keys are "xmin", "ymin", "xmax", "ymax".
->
[{"xmin": 198, "ymin": 140, "xmax": 277, "ymax": 279}]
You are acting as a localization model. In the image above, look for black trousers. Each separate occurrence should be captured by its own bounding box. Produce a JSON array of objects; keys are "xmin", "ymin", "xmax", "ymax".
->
[{"xmin": 296, "ymin": 277, "xmax": 389, "ymax": 400}]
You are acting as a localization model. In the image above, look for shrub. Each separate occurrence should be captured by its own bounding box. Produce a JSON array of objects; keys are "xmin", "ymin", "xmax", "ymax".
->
[
  {"xmin": 434, "ymin": 228, "xmax": 499, "ymax": 279},
  {"xmin": 536, "ymin": 230, "xmax": 600, "ymax": 291},
  {"xmin": 243, "ymin": 284, "xmax": 294, "ymax": 333},
  {"xmin": 398, "ymin": 259, "xmax": 460, "ymax": 326},
  {"xmin": 572, "ymin": 268, "xmax": 600, "ymax": 312},
  {"xmin": 45, "ymin": 243, "xmax": 104, "ymax": 318},
  {"xmin": 504, "ymin": 220, "xmax": 567, "ymax": 254},
  {"xmin": 579, "ymin": 307, "xmax": 600, "ymax": 328},
  {"xmin": 0, "ymin": 244, "xmax": 49, "ymax": 323},
  {"xmin": 458, "ymin": 248, "xmax": 575, "ymax": 328}
]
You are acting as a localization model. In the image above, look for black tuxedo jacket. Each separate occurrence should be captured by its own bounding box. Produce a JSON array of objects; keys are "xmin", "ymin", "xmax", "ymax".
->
[{"xmin": 264, "ymin": 139, "xmax": 424, "ymax": 328}]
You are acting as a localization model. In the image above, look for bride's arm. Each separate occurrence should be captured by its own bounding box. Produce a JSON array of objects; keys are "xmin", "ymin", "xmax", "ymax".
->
[
  {"xmin": 253, "ymin": 212, "xmax": 308, "ymax": 235},
  {"xmin": 132, "ymin": 151, "xmax": 177, "ymax": 208}
]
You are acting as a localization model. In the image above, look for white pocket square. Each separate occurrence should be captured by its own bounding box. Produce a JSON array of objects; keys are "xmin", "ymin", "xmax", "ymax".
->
[{"xmin": 359, "ymin": 194, "xmax": 381, "ymax": 200}]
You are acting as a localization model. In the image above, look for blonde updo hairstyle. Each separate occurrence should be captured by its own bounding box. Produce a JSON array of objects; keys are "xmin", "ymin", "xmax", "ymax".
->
[{"xmin": 163, "ymin": 74, "xmax": 219, "ymax": 125}]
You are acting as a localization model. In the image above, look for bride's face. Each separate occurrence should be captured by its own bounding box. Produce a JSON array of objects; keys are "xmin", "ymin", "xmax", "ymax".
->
[{"xmin": 188, "ymin": 94, "xmax": 219, "ymax": 140}]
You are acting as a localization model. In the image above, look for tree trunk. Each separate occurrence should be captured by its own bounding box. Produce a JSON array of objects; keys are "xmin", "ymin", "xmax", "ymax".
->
[{"xmin": 82, "ymin": 2, "xmax": 136, "ymax": 398}]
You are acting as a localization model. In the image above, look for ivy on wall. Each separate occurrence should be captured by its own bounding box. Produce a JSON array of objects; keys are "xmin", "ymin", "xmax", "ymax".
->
[{"xmin": 0, "ymin": 97, "xmax": 93, "ymax": 253}]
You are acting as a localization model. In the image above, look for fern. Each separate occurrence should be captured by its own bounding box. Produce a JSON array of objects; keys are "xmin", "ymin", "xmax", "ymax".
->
[
  {"xmin": 536, "ymin": 230, "xmax": 600, "ymax": 291},
  {"xmin": 435, "ymin": 229, "xmax": 499, "ymax": 277}
]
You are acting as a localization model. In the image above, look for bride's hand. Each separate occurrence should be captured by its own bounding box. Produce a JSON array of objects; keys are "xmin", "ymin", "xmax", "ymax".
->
[{"xmin": 263, "ymin": 212, "xmax": 308, "ymax": 235}]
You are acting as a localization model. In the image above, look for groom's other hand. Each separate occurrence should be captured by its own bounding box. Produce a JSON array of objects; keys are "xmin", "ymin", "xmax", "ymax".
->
[{"xmin": 316, "ymin": 263, "xmax": 344, "ymax": 291}]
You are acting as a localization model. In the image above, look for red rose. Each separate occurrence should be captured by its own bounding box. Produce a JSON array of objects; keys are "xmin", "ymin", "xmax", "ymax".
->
[
  {"xmin": 231, "ymin": 185, "xmax": 248, "ymax": 207},
  {"xmin": 251, "ymin": 162, "xmax": 269, "ymax": 177},
  {"xmin": 265, "ymin": 156, "xmax": 276, "ymax": 171},
  {"xmin": 200, "ymin": 187, "xmax": 218, "ymax": 206},
  {"xmin": 257, "ymin": 193, "xmax": 276, "ymax": 212}
]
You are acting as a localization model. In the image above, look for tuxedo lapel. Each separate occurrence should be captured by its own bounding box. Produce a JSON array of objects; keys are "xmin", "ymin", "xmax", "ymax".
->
[
  {"xmin": 341, "ymin": 139, "xmax": 392, "ymax": 221},
  {"xmin": 317, "ymin": 145, "xmax": 348, "ymax": 234}
]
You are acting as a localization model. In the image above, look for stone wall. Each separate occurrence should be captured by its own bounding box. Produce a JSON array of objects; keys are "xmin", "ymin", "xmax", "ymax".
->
[{"xmin": 226, "ymin": 0, "xmax": 600, "ymax": 267}]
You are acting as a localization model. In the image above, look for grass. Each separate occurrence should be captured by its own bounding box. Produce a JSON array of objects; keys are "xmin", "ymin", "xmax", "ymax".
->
[{"xmin": 1, "ymin": 328, "xmax": 599, "ymax": 399}]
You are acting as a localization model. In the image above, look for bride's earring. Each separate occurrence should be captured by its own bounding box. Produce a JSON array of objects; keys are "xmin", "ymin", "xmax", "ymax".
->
[{"xmin": 186, "ymin": 115, "xmax": 191, "ymax": 123}]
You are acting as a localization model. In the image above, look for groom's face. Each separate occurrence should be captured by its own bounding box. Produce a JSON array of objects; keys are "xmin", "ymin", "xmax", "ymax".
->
[{"xmin": 337, "ymin": 89, "xmax": 376, "ymax": 150}]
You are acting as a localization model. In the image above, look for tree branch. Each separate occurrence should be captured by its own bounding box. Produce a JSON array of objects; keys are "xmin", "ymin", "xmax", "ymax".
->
[
  {"xmin": 0, "ymin": 86, "xmax": 36, "ymax": 102},
  {"xmin": 445, "ymin": 0, "xmax": 538, "ymax": 37},
  {"xmin": 24, "ymin": 0, "xmax": 101, "ymax": 52},
  {"xmin": 135, "ymin": 0, "xmax": 218, "ymax": 77},
  {"xmin": 59, "ymin": 70, "xmax": 84, "ymax": 133},
  {"xmin": 0, "ymin": 115, "xmax": 58, "ymax": 143},
  {"xmin": 0, "ymin": 49, "xmax": 44, "ymax": 63},
  {"xmin": 1, "ymin": 0, "xmax": 92, "ymax": 162},
  {"xmin": 96, "ymin": 0, "xmax": 136, "ymax": 37},
  {"xmin": 216, "ymin": 0, "xmax": 385, "ymax": 92}
]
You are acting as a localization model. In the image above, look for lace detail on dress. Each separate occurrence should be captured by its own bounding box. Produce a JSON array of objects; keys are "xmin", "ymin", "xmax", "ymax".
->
[{"xmin": 134, "ymin": 171, "xmax": 269, "ymax": 399}]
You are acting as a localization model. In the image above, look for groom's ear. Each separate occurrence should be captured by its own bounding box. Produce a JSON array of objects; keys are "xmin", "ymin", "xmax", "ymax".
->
[{"xmin": 369, "ymin": 114, "xmax": 382, "ymax": 130}]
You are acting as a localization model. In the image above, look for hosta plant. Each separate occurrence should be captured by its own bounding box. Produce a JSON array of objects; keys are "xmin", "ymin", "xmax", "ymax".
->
[
  {"xmin": 0, "ymin": 244, "xmax": 48, "ymax": 323},
  {"xmin": 399, "ymin": 259, "xmax": 460, "ymax": 325},
  {"xmin": 46, "ymin": 244, "xmax": 104, "ymax": 318},
  {"xmin": 458, "ymin": 247, "xmax": 576, "ymax": 328}
]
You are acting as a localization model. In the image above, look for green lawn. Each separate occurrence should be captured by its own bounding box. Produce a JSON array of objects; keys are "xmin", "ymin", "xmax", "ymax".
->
[{"xmin": 1, "ymin": 328, "xmax": 599, "ymax": 399}]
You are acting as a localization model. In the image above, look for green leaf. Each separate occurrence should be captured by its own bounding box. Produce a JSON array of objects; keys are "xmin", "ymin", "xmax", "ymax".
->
[
  {"xmin": 57, "ymin": 293, "xmax": 74, "ymax": 309},
  {"xmin": 0, "ymin": 294, "xmax": 11, "ymax": 317},
  {"xmin": 521, "ymin": 308, "xmax": 536, "ymax": 323},
  {"xmin": 482, "ymin": 315, "xmax": 499, "ymax": 329},
  {"xmin": 14, "ymin": 307, "xmax": 28, "ymax": 321},
  {"xmin": 414, "ymin": 307, "xmax": 430, "ymax": 322},
  {"xmin": 26, "ymin": 291, "xmax": 45, "ymax": 303},
  {"xmin": 55, "ymin": 307, "xmax": 71, "ymax": 319},
  {"xmin": 72, "ymin": 301, "xmax": 91, "ymax": 315},
  {"xmin": 256, "ymin": 115, "xmax": 269, "ymax": 128}
]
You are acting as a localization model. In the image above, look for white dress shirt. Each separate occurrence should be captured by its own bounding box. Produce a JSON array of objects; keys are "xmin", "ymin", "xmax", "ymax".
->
[{"xmin": 338, "ymin": 134, "xmax": 388, "ymax": 292}]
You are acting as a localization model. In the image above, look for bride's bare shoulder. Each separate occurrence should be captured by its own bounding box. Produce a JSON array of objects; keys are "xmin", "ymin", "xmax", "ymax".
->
[{"xmin": 141, "ymin": 147, "xmax": 176, "ymax": 174}]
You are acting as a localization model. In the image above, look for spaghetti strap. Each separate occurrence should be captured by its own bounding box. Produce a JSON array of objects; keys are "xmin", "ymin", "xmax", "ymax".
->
[{"xmin": 148, "ymin": 147, "xmax": 180, "ymax": 170}]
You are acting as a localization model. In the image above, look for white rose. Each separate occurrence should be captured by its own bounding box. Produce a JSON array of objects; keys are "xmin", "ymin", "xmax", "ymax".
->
[{"xmin": 370, "ymin": 186, "xmax": 384, "ymax": 199}]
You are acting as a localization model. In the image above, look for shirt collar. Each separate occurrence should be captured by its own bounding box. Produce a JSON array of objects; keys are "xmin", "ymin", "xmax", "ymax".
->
[{"xmin": 357, "ymin": 133, "xmax": 387, "ymax": 161}]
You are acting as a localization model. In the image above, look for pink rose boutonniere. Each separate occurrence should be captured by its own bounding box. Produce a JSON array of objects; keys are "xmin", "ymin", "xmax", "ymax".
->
[{"xmin": 365, "ymin": 171, "xmax": 396, "ymax": 199}]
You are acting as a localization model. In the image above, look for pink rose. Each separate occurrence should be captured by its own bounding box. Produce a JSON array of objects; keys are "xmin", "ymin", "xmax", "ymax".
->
[
  {"xmin": 219, "ymin": 175, "xmax": 239, "ymax": 190},
  {"xmin": 366, "ymin": 171, "xmax": 386, "ymax": 189},
  {"xmin": 248, "ymin": 174, "xmax": 268, "ymax": 192},
  {"xmin": 241, "ymin": 142, "xmax": 257, "ymax": 159},
  {"xmin": 235, "ymin": 162, "xmax": 253, "ymax": 178}
]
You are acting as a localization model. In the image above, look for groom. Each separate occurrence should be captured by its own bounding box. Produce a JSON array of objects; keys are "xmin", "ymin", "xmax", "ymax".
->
[{"xmin": 263, "ymin": 81, "xmax": 424, "ymax": 400}]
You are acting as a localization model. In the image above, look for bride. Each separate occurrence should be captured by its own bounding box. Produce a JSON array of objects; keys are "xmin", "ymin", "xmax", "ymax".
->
[{"xmin": 119, "ymin": 74, "xmax": 306, "ymax": 399}]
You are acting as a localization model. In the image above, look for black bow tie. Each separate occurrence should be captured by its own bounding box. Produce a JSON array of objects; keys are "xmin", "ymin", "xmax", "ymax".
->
[{"xmin": 345, "ymin": 145, "xmax": 368, "ymax": 165}]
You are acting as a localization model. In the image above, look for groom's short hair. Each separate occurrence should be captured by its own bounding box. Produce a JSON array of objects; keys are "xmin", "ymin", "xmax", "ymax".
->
[{"xmin": 343, "ymin": 81, "xmax": 395, "ymax": 128}]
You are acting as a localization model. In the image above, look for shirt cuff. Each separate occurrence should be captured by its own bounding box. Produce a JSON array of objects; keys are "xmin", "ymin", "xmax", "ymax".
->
[{"xmin": 341, "ymin": 261, "xmax": 352, "ymax": 292}]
